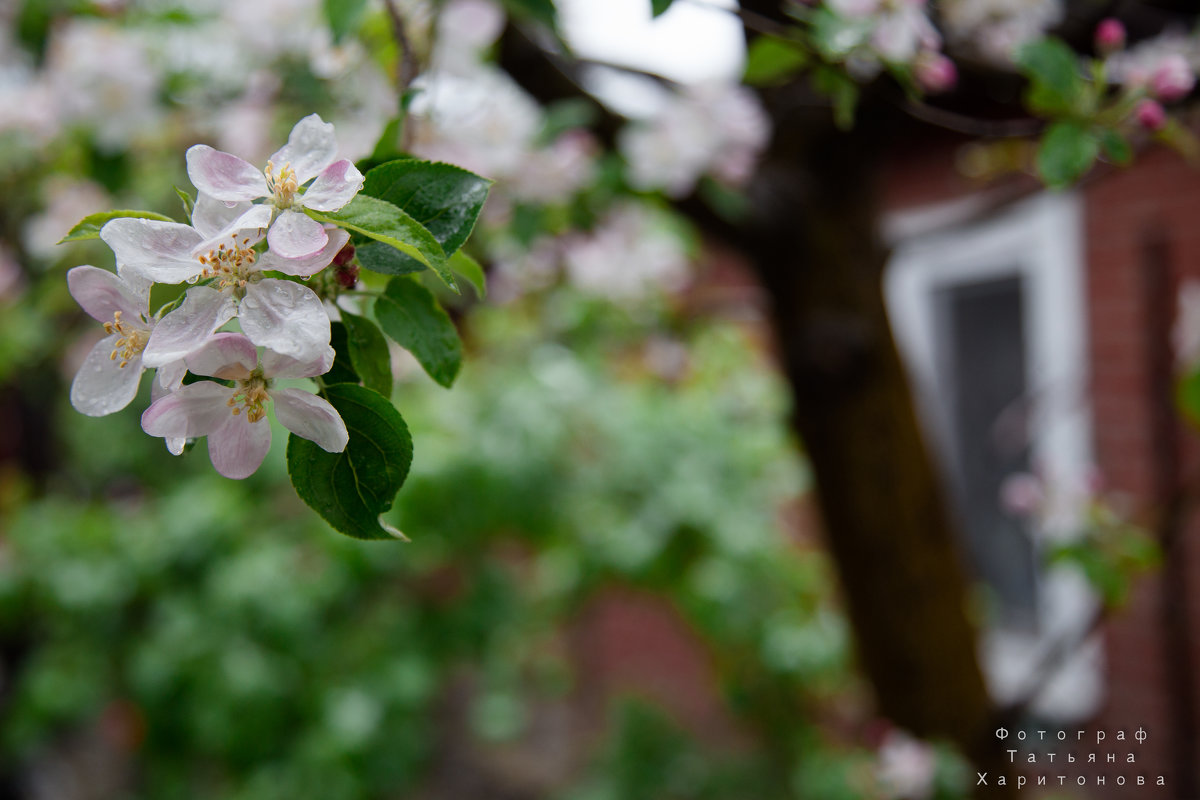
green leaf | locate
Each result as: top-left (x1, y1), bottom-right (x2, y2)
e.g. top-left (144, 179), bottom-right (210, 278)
top-left (286, 384), bottom-right (412, 541)
top-left (1177, 370), bottom-right (1200, 428)
top-left (744, 35), bottom-right (808, 86)
top-left (355, 241), bottom-right (428, 277)
top-left (323, 0), bottom-right (369, 43)
top-left (361, 159), bottom-right (492, 257)
top-left (174, 187), bottom-right (195, 222)
top-left (326, 322), bottom-right (361, 385)
top-left (650, 0), bottom-right (673, 17)
top-left (1015, 37), bottom-right (1083, 115)
top-left (812, 67), bottom-right (859, 131)
top-left (500, 0), bottom-right (557, 29)
top-left (341, 311), bottom-right (394, 396)
top-left (1035, 121), bottom-right (1099, 188)
top-left (306, 195), bottom-right (457, 292)
top-left (375, 276), bottom-right (463, 388)
top-left (450, 251), bottom-right (486, 299)
top-left (1099, 128), bottom-right (1132, 166)
top-left (58, 210), bottom-right (175, 244)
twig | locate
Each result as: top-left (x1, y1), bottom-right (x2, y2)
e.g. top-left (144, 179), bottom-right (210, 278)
top-left (382, 0), bottom-right (419, 148)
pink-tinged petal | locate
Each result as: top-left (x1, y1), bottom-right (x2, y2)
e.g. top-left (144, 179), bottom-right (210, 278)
top-left (191, 192), bottom-right (253, 239)
top-left (299, 160), bottom-right (363, 212)
top-left (70, 334), bottom-right (144, 417)
top-left (207, 414), bottom-right (272, 479)
top-left (267, 210), bottom-right (328, 259)
top-left (186, 144), bottom-right (268, 203)
top-left (142, 287), bottom-right (236, 368)
top-left (152, 359), bottom-right (188, 399)
top-left (270, 114), bottom-right (338, 184)
top-left (273, 388), bottom-right (348, 452)
top-left (101, 218), bottom-right (203, 283)
top-left (67, 265), bottom-right (147, 322)
top-left (185, 332), bottom-right (259, 380)
top-left (141, 380), bottom-right (236, 439)
top-left (240, 279), bottom-right (331, 362)
top-left (194, 204), bottom-right (273, 255)
top-left (256, 227), bottom-right (348, 276)
top-left (261, 344), bottom-right (335, 380)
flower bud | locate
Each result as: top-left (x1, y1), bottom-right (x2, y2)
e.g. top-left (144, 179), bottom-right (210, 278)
top-left (1135, 98), bottom-right (1167, 131)
top-left (1094, 18), bottom-right (1125, 55)
top-left (914, 52), bottom-right (957, 94)
top-left (1150, 54), bottom-right (1195, 102)
top-left (333, 241), bottom-right (356, 267)
top-left (335, 262), bottom-right (360, 289)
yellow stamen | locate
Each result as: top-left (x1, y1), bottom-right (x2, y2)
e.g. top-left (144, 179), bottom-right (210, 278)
top-left (104, 310), bottom-right (148, 368)
top-left (264, 159), bottom-right (299, 208)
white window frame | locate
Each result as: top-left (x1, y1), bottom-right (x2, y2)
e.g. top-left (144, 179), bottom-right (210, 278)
top-left (884, 191), bottom-right (1102, 721)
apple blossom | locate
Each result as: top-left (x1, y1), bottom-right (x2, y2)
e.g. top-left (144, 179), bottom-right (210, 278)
top-left (914, 52), bottom-right (957, 93)
top-left (1094, 18), bottom-right (1126, 55)
top-left (1135, 98), bottom-right (1167, 131)
top-left (141, 333), bottom-right (348, 480)
top-left (185, 114), bottom-right (363, 259)
top-left (67, 266), bottom-right (185, 417)
top-left (102, 194), bottom-right (347, 366)
top-left (1150, 53), bottom-right (1195, 102)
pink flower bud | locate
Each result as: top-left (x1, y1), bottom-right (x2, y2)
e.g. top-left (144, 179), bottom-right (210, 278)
top-left (332, 241), bottom-right (356, 267)
top-left (1150, 54), bottom-right (1195, 102)
top-left (1135, 98), bottom-right (1167, 131)
top-left (915, 52), bottom-right (957, 94)
top-left (1000, 473), bottom-right (1044, 518)
top-left (1094, 18), bottom-right (1125, 54)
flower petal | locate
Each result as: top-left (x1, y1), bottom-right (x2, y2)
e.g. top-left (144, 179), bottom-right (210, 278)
top-left (261, 343), bottom-right (335, 380)
top-left (270, 113), bottom-right (338, 184)
top-left (300, 160), bottom-right (364, 212)
top-left (194, 204), bottom-right (273, 254)
top-left (186, 144), bottom-right (268, 203)
top-left (100, 218), bottom-right (203, 283)
top-left (153, 359), bottom-right (188, 398)
top-left (240, 279), bottom-right (332, 362)
top-left (266, 209), bottom-right (328, 259)
top-left (70, 334), bottom-right (144, 417)
top-left (185, 332), bottom-right (259, 380)
top-left (141, 380), bottom-right (234, 439)
top-left (142, 287), bottom-right (236, 368)
top-left (67, 265), bottom-right (147, 323)
top-left (273, 388), bottom-right (348, 452)
top-left (191, 192), bottom-right (253, 239)
top-left (165, 438), bottom-right (186, 456)
top-left (256, 227), bottom-right (349, 276)
top-left (207, 414), bottom-right (272, 479)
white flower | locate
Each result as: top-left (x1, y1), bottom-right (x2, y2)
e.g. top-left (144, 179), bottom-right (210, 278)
top-left (66, 266), bottom-right (185, 417)
top-left (186, 114), bottom-right (363, 259)
top-left (141, 333), bottom-right (348, 480)
top-left (876, 730), bottom-right (936, 800)
top-left (562, 203), bottom-right (690, 300)
top-left (102, 194), bottom-right (347, 366)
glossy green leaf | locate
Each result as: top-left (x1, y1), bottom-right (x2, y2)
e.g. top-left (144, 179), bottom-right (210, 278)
top-left (323, 0), bottom-right (369, 43)
top-left (341, 311), bottom-right (393, 396)
top-left (1036, 121), bottom-right (1099, 188)
top-left (287, 384), bottom-right (412, 541)
top-left (58, 210), bottom-right (176, 244)
top-left (306, 195), bottom-right (456, 292)
top-left (362, 159), bottom-right (492, 257)
top-left (450, 250), bottom-right (486, 299)
top-left (174, 187), bottom-right (195, 222)
top-left (1099, 128), bottom-right (1133, 166)
top-left (650, 0), bottom-right (673, 17)
top-left (375, 276), bottom-right (463, 388)
top-left (326, 321), bottom-right (361, 385)
top-left (744, 35), bottom-right (808, 86)
top-left (1016, 37), bottom-right (1083, 115)
top-left (355, 241), bottom-right (427, 277)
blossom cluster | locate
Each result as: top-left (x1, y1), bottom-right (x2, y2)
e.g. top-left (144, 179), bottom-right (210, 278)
top-left (821, 0), bottom-right (959, 92)
top-left (67, 115), bottom-right (362, 479)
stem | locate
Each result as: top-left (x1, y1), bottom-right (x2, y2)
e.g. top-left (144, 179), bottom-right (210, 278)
top-left (382, 0), bottom-right (419, 149)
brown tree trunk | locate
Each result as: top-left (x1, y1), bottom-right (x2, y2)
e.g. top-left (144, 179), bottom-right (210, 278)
top-left (744, 118), bottom-right (1008, 782)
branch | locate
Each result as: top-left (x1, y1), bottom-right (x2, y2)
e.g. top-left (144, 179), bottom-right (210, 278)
top-left (383, 0), bottom-right (419, 148)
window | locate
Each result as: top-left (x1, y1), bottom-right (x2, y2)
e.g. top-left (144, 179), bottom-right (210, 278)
top-left (885, 191), bottom-right (1101, 721)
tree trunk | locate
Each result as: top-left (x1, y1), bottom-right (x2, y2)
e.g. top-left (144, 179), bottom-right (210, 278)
top-left (744, 118), bottom-right (1008, 781)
